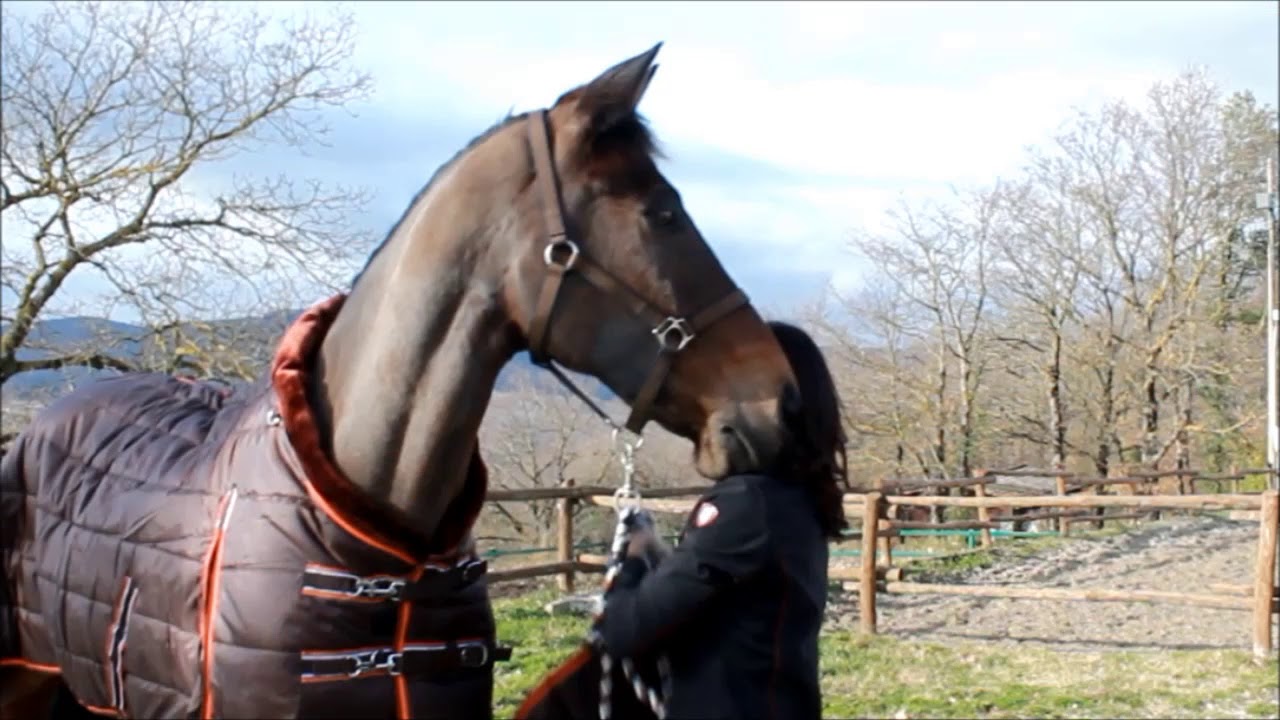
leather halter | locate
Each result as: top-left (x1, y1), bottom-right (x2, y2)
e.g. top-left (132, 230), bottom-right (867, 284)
top-left (524, 109), bottom-right (749, 435)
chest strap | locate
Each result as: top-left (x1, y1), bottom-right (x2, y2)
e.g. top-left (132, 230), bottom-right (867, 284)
top-left (300, 640), bottom-right (513, 680)
top-left (302, 559), bottom-right (487, 602)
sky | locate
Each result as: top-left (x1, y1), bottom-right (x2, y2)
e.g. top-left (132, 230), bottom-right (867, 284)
top-left (3, 0), bottom-right (1277, 323)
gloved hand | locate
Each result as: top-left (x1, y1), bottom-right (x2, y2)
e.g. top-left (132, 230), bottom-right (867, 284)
top-left (625, 526), bottom-right (672, 564)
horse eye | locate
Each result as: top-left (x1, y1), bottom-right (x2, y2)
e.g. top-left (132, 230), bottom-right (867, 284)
top-left (655, 209), bottom-right (675, 226)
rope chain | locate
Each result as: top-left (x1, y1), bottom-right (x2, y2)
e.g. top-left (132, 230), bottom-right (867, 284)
top-left (595, 431), bottom-right (670, 720)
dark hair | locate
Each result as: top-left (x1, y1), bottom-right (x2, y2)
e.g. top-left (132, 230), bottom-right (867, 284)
top-left (769, 321), bottom-right (849, 539)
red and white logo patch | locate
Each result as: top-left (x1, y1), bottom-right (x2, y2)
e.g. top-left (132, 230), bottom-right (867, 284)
top-left (694, 502), bottom-right (720, 528)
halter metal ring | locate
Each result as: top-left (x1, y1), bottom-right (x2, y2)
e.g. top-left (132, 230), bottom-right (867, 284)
top-left (543, 238), bottom-right (580, 271)
top-left (653, 317), bottom-right (695, 352)
top-left (613, 486), bottom-right (642, 512)
top-left (610, 427), bottom-right (645, 454)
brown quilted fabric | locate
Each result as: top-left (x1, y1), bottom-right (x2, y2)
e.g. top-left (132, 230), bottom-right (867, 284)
top-left (1, 296), bottom-right (499, 719)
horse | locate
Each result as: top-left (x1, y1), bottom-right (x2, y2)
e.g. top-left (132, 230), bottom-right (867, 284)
top-left (0, 43), bottom-right (798, 719)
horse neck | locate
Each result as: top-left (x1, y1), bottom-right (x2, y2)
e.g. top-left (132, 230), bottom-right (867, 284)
top-left (309, 168), bottom-right (517, 538)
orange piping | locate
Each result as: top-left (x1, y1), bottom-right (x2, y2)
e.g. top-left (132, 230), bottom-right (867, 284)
top-left (393, 566), bottom-right (425, 720)
top-left (79, 701), bottom-right (121, 717)
top-left (0, 655), bottom-right (59, 671)
top-left (299, 587), bottom-right (384, 603)
top-left (300, 480), bottom-right (418, 565)
top-left (103, 576), bottom-right (133, 715)
top-left (300, 669), bottom-right (392, 684)
top-left (514, 645), bottom-right (594, 720)
top-left (198, 488), bottom-right (238, 720)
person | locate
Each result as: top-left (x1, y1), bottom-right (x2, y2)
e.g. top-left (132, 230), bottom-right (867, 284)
top-left (593, 320), bottom-right (849, 720)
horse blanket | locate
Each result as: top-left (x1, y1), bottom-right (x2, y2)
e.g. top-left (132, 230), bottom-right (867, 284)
top-left (515, 643), bottom-right (662, 720)
top-left (0, 295), bottom-right (507, 719)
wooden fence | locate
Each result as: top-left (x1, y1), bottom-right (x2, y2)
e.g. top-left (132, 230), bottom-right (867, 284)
top-left (855, 488), bottom-right (1279, 660)
top-left (481, 469), bottom-right (1280, 659)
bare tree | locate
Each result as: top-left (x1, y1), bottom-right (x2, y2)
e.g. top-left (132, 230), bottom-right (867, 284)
top-left (479, 372), bottom-right (614, 545)
top-left (0, 392), bottom-right (50, 455)
top-left (809, 280), bottom-right (935, 481)
top-left (1186, 91), bottom-right (1277, 469)
top-left (992, 171), bottom-right (1085, 471)
top-left (0, 0), bottom-right (373, 385)
top-left (852, 188), bottom-right (996, 480)
top-left (821, 67), bottom-right (1275, 483)
top-left (1069, 70), bottom-right (1272, 471)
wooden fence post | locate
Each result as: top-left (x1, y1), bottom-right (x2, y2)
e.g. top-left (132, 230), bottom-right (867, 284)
top-left (1253, 489), bottom-right (1279, 658)
top-left (1145, 464), bottom-right (1164, 522)
top-left (1054, 467), bottom-right (1069, 536)
top-left (557, 478), bottom-right (576, 593)
top-left (860, 492), bottom-right (881, 636)
top-left (973, 470), bottom-right (993, 548)
top-left (1174, 467), bottom-right (1189, 518)
top-left (874, 478), bottom-right (892, 566)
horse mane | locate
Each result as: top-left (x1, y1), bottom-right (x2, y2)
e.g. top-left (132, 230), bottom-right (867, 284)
top-left (348, 105), bottom-right (663, 288)
top-left (348, 110), bottom-right (530, 288)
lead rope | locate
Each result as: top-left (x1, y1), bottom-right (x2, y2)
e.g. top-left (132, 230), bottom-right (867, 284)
top-left (533, 364), bottom-right (674, 718)
top-left (592, 432), bottom-right (672, 720)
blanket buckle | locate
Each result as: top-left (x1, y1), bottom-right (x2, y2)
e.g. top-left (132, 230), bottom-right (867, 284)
top-left (348, 648), bottom-right (403, 677)
top-left (354, 575), bottom-right (406, 600)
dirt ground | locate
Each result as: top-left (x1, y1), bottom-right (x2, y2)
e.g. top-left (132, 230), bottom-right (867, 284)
top-left (826, 514), bottom-right (1279, 653)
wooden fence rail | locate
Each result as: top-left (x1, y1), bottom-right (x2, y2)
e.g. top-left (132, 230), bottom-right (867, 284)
top-left (885, 493), bottom-right (1263, 510)
top-left (478, 477), bottom-right (1279, 658)
top-left (875, 467), bottom-right (1273, 492)
top-left (859, 489), bottom-right (1279, 660)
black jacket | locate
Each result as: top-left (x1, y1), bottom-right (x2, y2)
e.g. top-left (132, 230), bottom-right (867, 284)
top-left (596, 473), bottom-right (829, 720)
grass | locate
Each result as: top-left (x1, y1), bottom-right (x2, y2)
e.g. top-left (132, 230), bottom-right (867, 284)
top-left (491, 586), bottom-right (1280, 719)
top-left (491, 588), bottom-right (595, 718)
top-left (817, 633), bottom-right (1278, 719)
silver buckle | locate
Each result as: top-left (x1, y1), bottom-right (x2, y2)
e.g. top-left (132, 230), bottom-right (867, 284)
top-left (458, 642), bottom-right (490, 668)
top-left (652, 317), bottom-right (694, 352)
top-left (349, 649), bottom-right (403, 677)
top-left (354, 575), bottom-right (406, 600)
top-left (458, 558), bottom-right (486, 583)
top-left (543, 238), bottom-right (580, 270)
top-left (304, 566), bottom-right (406, 601)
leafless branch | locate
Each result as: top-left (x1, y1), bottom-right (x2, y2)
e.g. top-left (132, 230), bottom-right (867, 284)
top-left (1, 0), bottom-right (373, 384)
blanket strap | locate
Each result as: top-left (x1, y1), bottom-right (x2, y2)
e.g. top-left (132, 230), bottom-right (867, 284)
top-left (303, 558), bottom-right (488, 602)
top-left (300, 640), bottom-right (512, 680)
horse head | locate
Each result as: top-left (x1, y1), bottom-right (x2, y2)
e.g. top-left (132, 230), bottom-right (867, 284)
top-left (496, 44), bottom-right (798, 479)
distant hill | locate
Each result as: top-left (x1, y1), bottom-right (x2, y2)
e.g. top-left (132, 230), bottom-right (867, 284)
top-left (2, 315), bottom-right (153, 397)
top-left (1, 311), bottom-right (612, 402)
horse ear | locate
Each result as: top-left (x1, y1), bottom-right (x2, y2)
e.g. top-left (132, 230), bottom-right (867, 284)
top-left (568, 43), bottom-right (662, 136)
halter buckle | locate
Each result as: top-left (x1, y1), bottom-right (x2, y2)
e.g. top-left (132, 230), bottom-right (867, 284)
top-left (543, 238), bottom-right (580, 271)
top-left (653, 317), bottom-right (694, 352)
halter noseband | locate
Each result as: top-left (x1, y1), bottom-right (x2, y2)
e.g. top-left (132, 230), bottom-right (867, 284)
top-left (523, 109), bottom-right (749, 436)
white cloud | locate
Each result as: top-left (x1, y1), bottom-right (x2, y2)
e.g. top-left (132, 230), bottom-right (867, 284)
top-left (0, 163), bottom-right (357, 325)
top-left (649, 62), bottom-right (1168, 186)
top-left (316, 1), bottom-right (1271, 293)
top-left (6, 0), bottom-right (1274, 319)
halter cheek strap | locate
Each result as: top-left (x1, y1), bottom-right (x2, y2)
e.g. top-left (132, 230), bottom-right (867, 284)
top-left (523, 109), bottom-right (748, 435)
